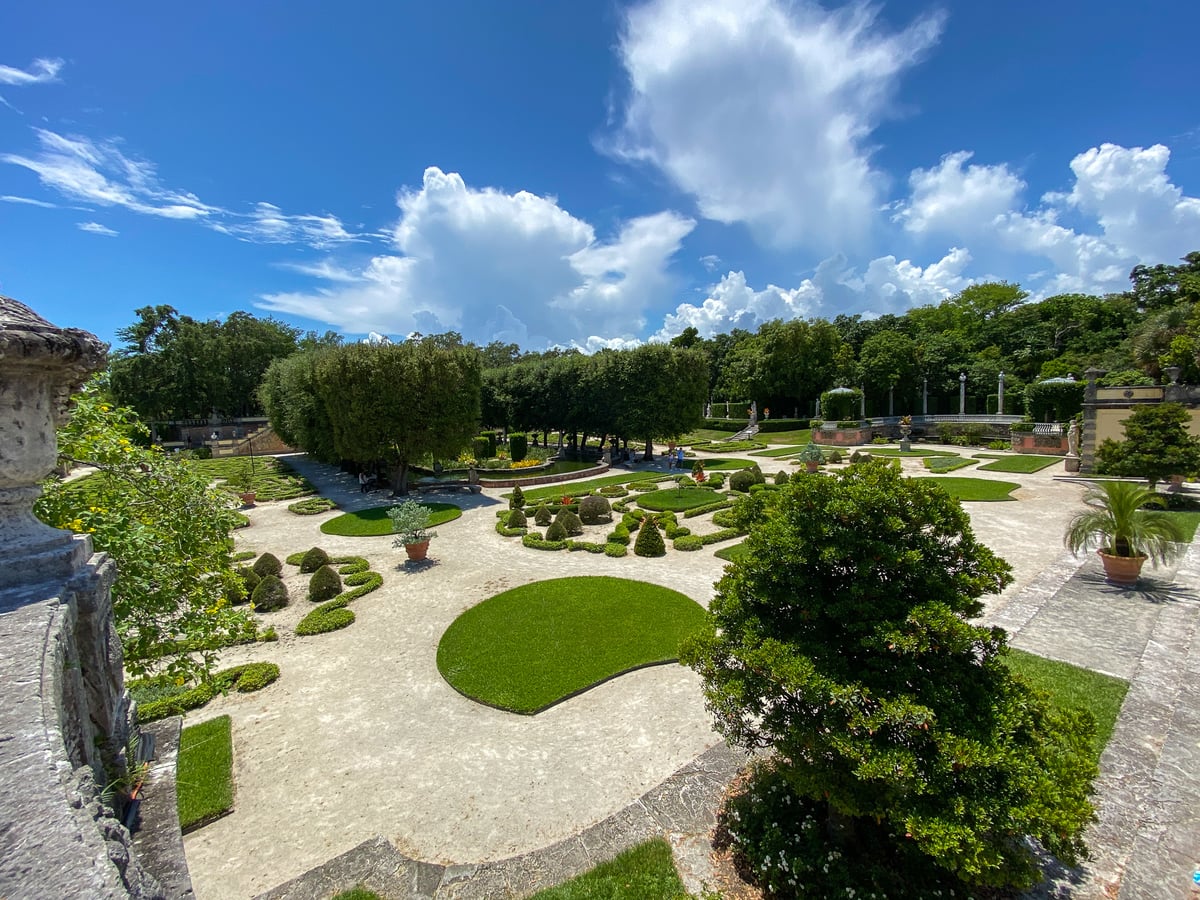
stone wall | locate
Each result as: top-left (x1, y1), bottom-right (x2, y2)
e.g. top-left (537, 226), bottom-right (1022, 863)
top-left (0, 297), bottom-right (167, 899)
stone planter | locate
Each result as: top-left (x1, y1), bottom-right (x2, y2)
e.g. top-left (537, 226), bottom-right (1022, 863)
top-left (1098, 550), bottom-right (1146, 586)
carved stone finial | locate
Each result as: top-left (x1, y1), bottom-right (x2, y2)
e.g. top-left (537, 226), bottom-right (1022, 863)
top-left (0, 297), bottom-right (108, 589)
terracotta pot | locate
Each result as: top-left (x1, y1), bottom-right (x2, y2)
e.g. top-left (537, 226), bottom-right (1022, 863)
top-left (1098, 550), bottom-right (1146, 586)
top-left (404, 540), bottom-right (430, 561)
top-left (240, 491), bottom-right (256, 506)
top-left (805, 461), bottom-right (820, 473)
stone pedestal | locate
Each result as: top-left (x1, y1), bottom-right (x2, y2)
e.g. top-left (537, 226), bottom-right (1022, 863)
top-left (1064, 456), bottom-right (1081, 473)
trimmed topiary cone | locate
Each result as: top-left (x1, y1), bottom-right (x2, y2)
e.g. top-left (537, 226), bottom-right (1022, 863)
top-left (251, 573), bottom-right (289, 612)
top-left (308, 564), bottom-right (343, 602)
top-left (558, 509), bottom-right (584, 536)
top-left (506, 508), bottom-right (528, 528)
top-left (252, 551), bottom-right (283, 578)
top-left (634, 516), bottom-right (666, 557)
top-left (534, 504), bottom-right (552, 526)
top-left (299, 546), bottom-right (332, 574)
top-left (510, 485), bottom-right (526, 510)
top-left (545, 520), bottom-right (568, 542)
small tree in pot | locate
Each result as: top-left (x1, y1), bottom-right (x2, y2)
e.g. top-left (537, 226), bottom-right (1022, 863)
top-left (388, 500), bottom-right (438, 561)
top-left (1064, 480), bottom-right (1187, 585)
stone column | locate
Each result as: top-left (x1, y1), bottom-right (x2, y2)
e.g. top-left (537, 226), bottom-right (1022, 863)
top-left (997, 372), bottom-right (1005, 415)
top-left (1080, 367), bottom-right (1106, 474)
top-left (922, 377), bottom-right (928, 417)
top-left (959, 373), bottom-right (967, 415)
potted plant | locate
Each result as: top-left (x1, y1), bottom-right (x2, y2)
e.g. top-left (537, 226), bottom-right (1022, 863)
top-left (231, 465), bottom-right (256, 506)
top-left (798, 442), bottom-right (824, 473)
top-left (388, 500), bottom-right (438, 561)
top-left (1064, 480), bottom-right (1187, 585)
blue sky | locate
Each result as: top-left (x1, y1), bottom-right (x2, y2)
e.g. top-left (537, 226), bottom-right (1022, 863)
top-left (2, 0), bottom-right (1199, 352)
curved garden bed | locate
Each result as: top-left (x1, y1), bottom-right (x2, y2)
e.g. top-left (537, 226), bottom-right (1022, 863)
top-left (320, 502), bottom-right (462, 537)
top-left (636, 486), bottom-right (728, 512)
top-left (436, 576), bottom-right (706, 714)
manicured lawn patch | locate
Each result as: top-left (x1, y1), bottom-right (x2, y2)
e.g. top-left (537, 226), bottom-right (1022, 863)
top-left (977, 455), bottom-right (1062, 474)
top-left (527, 838), bottom-right (686, 900)
top-left (750, 445), bottom-right (806, 458)
top-left (691, 440), bottom-right (766, 453)
top-left (437, 576), bottom-right (706, 714)
top-left (476, 460), bottom-right (594, 480)
top-left (714, 541), bottom-right (750, 563)
top-left (862, 447), bottom-right (959, 457)
top-left (691, 457), bottom-right (754, 470)
top-left (762, 428), bottom-right (812, 445)
top-left (1003, 649), bottom-right (1128, 761)
top-left (177, 715), bottom-right (233, 831)
top-left (331, 890), bottom-right (383, 900)
top-left (320, 502), bottom-right (462, 536)
top-left (680, 428), bottom-right (737, 443)
top-left (922, 456), bottom-right (977, 473)
top-left (1166, 510), bottom-right (1200, 542)
top-left (514, 473), bottom-right (662, 503)
top-left (636, 487), bottom-right (726, 512)
top-left (915, 476), bottom-right (1020, 501)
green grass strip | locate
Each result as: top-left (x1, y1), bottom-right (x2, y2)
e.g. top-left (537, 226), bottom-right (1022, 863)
top-left (760, 428), bottom-right (813, 445)
top-left (320, 502), bottom-right (462, 536)
top-left (922, 457), bottom-right (977, 474)
top-left (513, 473), bottom-right (661, 503)
top-left (976, 455), bottom-right (1062, 473)
top-left (1166, 510), bottom-right (1200, 542)
top-left (177, 715), bottom-right (234, 831)
top-left (693, 457), bottom-right (755, 470)
top-left (714, 540), bottom-right (750, 563)
top-left (750, 444), bottom-right (807, 458)
top-left (1003, 649), bottom-right (1128, 762)
top-left (527, 837), bottom-right (686, 900)
top-left (437, 576), bottom-right (706, 714)
top-left (914, 476), bottom-right (1020, 501)
top-left (860, 447), bottom-right (960, 457)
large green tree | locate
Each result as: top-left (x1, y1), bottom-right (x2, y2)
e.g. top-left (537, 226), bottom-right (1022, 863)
top-left (682, 463), bottom-right (1095, 892)
top-left (36, 380), bottom-right (253, 680)
top-left (313, 338), bottom-right (483, 493)
top-left (109, 306), bottom-right (301, 421)
top-left (1095, 402), bottom-right (1200, 487)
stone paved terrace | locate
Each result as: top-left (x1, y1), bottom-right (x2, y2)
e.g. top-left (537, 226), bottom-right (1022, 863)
top-left (177, 451), bottom-right (1200, 899)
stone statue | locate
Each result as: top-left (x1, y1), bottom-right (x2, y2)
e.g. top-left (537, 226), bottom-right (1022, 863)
top-left (1067, 420), bottom-right (1080, 457)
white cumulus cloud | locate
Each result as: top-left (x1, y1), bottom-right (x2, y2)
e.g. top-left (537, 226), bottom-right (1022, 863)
top-left (652, 248), bottom-right (970, 340)
top-left (895, 151), bottom-right (1025, 236)
top-left (258, 166), bottom-right (695, 346)
top-left (613, 0), bottom-right (944, 250)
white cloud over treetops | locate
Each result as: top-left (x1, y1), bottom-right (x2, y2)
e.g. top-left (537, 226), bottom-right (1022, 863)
top-left (613, 0), bottom-right (944, 251)
top-left (258, 166), bottom-right (695, 347)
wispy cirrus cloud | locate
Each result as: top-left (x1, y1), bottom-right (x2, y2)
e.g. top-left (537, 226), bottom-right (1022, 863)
top-left (0, 57), bottom-right (64, 86)
top-left (1, 127), bottom-right (363, 249)
top-left (77, 221), bottom-right (117, 237)
top-left (2, 194), bottom-right (58, 208)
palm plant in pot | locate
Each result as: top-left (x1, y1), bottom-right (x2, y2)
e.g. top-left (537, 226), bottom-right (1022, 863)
top-left (1064, 480), bottom-right (1187, 585)
top-left (388, 500), bottom-right (437, 561)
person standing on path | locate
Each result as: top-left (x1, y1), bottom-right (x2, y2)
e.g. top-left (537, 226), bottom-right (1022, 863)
top-left (676, 446), bottom-right (685, 470)
top-left (358, 471), bottom-right (368, 493)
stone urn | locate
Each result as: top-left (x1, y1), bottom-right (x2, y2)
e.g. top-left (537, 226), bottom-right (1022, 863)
top-left (0, 297), bottom-right (107, 588)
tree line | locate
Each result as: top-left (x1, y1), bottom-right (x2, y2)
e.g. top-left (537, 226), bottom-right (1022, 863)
top-left (109, 251), bottom-right (1200, 426)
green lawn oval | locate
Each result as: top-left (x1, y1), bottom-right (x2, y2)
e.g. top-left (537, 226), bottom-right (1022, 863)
top-left (636, 487), bottom-right (726, 512)
top-left (437, 576), bottom-right (706, 714)
top-left (917, 476), bottom-right (1021, 501)
top-left (320, 502), bottom-right (462, 536)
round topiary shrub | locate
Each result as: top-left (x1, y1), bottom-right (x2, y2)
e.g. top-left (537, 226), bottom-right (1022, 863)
top-left (634, 516), bottom-right (666, 557)
top-left (578, 494), bottom-right (612, 525)
top-left (534, 504), bottom-right (553, 526)
top-left (252, 552), bottom-right (283, 578)
top-left (510, 485), bottom-right (526, 510)
top-left (308, 564), bottom-right (343, 603)
top-left (729, 470), bottom-right (757, 493)
top-left (599, 485), bottom-right (628, 498)
top-left (558, 509), bottom-right (584, 536)
top-left (506, 508), bottom-right (527, 528)
top-left (827, 448), bottom-right (844, 464)
top-left (545, 520), bottom-right (568, 542)
top-left (299, 546), bottom-right (331, 574)
top-left (774, 469), bottom-right (790, 485)
top-left (251, 574), bottom-right (289, 612)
